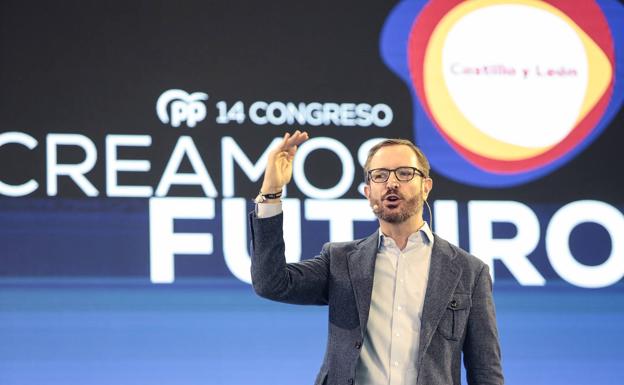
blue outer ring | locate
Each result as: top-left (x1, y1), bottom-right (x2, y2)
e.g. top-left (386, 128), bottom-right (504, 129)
top-left (379, 0), bottom-right (624, 188)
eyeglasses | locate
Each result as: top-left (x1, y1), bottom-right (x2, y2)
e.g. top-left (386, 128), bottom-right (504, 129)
top-left (367, 167), bottom-right (426, 183)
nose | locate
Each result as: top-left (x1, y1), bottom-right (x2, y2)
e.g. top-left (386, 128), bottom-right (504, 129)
top-left (386, 172), bottom-right (400, 189)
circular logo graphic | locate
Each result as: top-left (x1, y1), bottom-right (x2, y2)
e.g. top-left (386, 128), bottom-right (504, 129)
top-left (381, 0), bottom-right (623, 187)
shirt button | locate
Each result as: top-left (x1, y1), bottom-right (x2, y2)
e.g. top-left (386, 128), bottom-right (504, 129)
top-left (397, 305), bottom-right (402, 311)
top-left (355, 341), bottom-right (362, 349)
top-left (394, 361), bottom-right (399, 367)
top-left (395, 332), bottom-right (400, 337)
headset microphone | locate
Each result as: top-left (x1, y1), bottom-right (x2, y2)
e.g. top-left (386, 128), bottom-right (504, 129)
top-left (424, 199), bottom-right (434, 232)
top-left (372, 204), bottom-right (379, 212)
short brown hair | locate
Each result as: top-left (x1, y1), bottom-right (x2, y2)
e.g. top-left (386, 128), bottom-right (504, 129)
top-left (364, 139), bottom-right (431, 182)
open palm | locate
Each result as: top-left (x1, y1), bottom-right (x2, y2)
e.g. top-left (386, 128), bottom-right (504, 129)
top-left (262, 130), bottom-right (309, 193)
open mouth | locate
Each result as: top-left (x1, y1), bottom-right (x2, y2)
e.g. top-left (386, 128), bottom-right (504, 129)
top-left (383, 194), bottom-right (401, 208)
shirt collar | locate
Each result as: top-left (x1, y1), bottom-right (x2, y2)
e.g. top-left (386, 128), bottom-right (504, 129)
top-left (377, 221), bottom-right (434, 249)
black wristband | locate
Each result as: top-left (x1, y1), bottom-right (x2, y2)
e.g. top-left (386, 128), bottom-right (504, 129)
top-left (262, 191), bottom-right (282, 199)
top-left (254, 190), bottom-right (283, 203)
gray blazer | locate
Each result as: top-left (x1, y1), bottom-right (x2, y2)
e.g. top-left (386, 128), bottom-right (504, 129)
top-left (250, 213), bottom-right (503, 385)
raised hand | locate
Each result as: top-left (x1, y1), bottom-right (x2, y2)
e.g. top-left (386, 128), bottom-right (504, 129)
top-left (261, 130), bottom-right (309, 194)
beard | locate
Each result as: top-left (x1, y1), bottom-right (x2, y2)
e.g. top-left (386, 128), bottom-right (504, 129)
top-left (371, 192), bottom-right (423, 223)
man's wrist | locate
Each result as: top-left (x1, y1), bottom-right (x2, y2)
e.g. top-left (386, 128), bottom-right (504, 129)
top-left (260, 184), bottom-right (283, 194)
top-left (254, 189), bottom-right (283, 204)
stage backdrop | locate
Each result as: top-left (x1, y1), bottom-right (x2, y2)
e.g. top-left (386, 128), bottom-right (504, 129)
top-left (1, 0), bottom-right (623, 384)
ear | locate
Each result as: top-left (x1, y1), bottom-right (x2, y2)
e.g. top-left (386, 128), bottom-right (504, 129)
top-left (364, 183), bottom-right (371, 200)
top-left (422, 178), bottom-right (433, 200)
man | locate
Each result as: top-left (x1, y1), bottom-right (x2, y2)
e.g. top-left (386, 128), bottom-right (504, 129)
top-left (249, 130), bottom-right (504, 385)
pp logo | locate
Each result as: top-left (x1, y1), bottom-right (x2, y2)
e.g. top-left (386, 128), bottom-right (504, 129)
top-left (156, 89), bottom-right (209, 128)
top-left (381, 0), bottom-right (623, 187)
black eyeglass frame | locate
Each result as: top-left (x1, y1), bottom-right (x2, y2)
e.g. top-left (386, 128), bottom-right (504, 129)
top-left (366, 167), bottom-right (427, 183)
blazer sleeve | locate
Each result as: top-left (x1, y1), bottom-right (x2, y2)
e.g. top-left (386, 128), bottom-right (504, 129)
top-left (463, 264), bottom-right (505, 385)
top-left (249, 212), bottom-right (329, 305)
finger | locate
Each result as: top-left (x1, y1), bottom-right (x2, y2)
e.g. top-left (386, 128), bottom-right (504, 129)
top-left (271, 133), bottom-right (290, 156)
top-left (286, 130), bottom-right (308, 148)
top-left (283, 135), bottom-right (298, 151)
top-left (283, 132), bottom-right (306, 158)
top-left (296, 131), bottom-right (309, 144)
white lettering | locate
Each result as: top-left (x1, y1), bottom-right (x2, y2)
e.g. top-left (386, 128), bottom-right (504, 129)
top-left (155, 136), bottom-right (217, 197)
top-left (46, 133), bottom-right (98, 196)
top-left (156, 89), bottom-right (208, 128)
top-left (266, 102), bottom-right (287, 125)
top-left (434, 200), bottom-right (459, 246)
top-left (371, 103), bottom-right (393, 127)
top-left (340, 103), bottom-right (356, 126)
top-left (106, 135), bottom-right (153, 197)
top-left (149, 197), bottom-right (214, 283)
top-left (221, 136), bottom-right (282, 197)
top-left (307, 103), bottom-right (323, 126)
top-left (249, 101), bottom-right (268, 125)
top-left (246, 101), bottom-right (393, 127)
top-left (293, 137), bottom-right (354, 199)
top-left (355, 103), bottom-right (372, 126)
top-left (0, 132), bottom-right (39, 196)
top-left (546, 200), bottom-right (624, 288)
top-left (222, 198), bottom-right (302, 283)
top-left (468, 200), bottom-right (545, 285)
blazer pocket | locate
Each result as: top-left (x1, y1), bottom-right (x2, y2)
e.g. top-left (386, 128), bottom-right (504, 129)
top-left (437, 293), bottom-right (472, 341)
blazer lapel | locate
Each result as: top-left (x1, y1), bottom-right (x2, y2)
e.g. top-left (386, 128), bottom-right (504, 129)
top-left (417, 235), bottom-right (461, 369)
top-left (347, 231), bottom-right (379, 337)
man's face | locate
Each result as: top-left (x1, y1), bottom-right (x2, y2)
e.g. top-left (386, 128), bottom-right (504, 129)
top-left (364, 145), bottom-right (432, 224)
